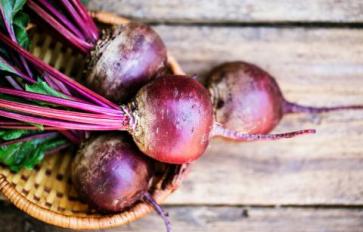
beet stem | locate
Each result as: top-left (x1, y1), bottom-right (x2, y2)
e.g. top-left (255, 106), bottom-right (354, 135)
top-left (60, 0), bottom-right (95, 43)
top-left (36, 0), bottom-right (86, 40)
top-left (0, 109), bottom-right (122, 131)
top-left (0, 87), bottom-right (121, 116)
top-left (59, 131), bottom-right (80, 144)
top-left (0, 99), bottom-right (123, 125)
top-left (28, 0), bottom-right (93, 53)
top-left (212, 123), bottom-right (316, 141)
top-left (0, 56), bottom-right (36, 83)
top-left (143, 192), bottom-right (172, 232)
top-left (42, 73), bottom-right (72, 96)
top-left (283, 100), bottom-right (363, 114)
top-left (0, 125), bottom-right (60, 130)
top-left (0, 31), bottom-right (118, 109)
top-left (70, 0), bottom-right (99, 42)
top-left (4, 76), bottom-right (23, 90)
top-left (0, 132), bottom-right (58, 146)
top-left (45, 142), bottom-right (70, 156)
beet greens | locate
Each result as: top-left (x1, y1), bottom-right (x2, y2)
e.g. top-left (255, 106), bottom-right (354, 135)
top-left (0, 0), bottom-right (83, 170)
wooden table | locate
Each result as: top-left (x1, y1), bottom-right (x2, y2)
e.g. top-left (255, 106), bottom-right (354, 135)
top-left (2, 1), bottom-right (363, 231)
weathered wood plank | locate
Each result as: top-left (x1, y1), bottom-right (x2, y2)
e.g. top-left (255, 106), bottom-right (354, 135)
top-left (149, 25), bottom-right (363, 205)
top-left (87, 0), bottom-right (363, 23)
top-left (2, 27), bottom-right (363, 205)
top-left (2, 203), bottom-right (363, 232)
top-left (154, 25), bottom-right (363, 104)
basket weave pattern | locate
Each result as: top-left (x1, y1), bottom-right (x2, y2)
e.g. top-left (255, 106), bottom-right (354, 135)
top-left (0, 13), bottom-right (186, 230)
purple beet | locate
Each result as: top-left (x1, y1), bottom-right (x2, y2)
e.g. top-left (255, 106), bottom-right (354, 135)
top-left (27, 2), bottom-right (168, 103)
top-left (206, 61), bottom-right (363, 134)
top-left (129, 75), bottom-right (313, 163)
top-left (85, 22), bottom-right (167, 103)
top-left (72, 133), bottom-right (172, 232)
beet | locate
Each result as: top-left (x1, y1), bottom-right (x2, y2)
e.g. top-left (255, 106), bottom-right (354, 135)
top-left (85, 22), bottom-right (167, 103)
top-left (130, 75), bottom-right (214, 164)
top-left (0, 74), bottom-right (315, 165)
top-left (72, 133), bottom-right (171, 231)
top-left (129, 75), bottom-right (313, 164)
top-left (207, 61), bottom-right (363, 134)
top-left (0, 2), bottom-right (316, 166)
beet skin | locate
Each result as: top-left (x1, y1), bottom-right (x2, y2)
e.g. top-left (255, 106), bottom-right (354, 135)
top-left (131, 75), bottom-right (214, 164)
top-left (207, 61), bottom-right (284, 134)
top-left (85, 22), bottom-right (167, 103)
top-left (72, 133), bottom-right (152, 212)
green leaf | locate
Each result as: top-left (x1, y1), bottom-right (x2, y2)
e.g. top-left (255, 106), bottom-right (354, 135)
top-left (0, 129), bottom-right (30, 140)
top-left (81, 0), bottom-right (90, 5)
top-left (0, 136), bottom-right (68, 172)
top-left (12, 0), bottom-right (27, 16)
top-left (0, 0), bottom-right (14, 28)
top-left (0, 0), bottom-right (29, 48)
top-left (0, 55), bottom-right (18, 75)
top-left (13, 12), bottom-right (29, 49)
top-left (25, 81), bottom-right (69, 99)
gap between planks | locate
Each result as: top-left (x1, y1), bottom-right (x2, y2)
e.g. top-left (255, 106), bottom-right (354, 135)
top-left (2, 202), bottom-right (363, 232)
top-left (87, 0), bottom-right (363, 24)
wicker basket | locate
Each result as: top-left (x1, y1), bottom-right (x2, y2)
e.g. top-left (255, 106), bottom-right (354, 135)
top-left (0, 12), bottom-right (188, 230)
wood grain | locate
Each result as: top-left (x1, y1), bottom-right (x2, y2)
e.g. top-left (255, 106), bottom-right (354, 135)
top-left (148, 25), bottom-right (363, 205)
top-left (87, 0), bottom-right (363, 23)
top-left (2, 203), bottom-right (363, 232)
top-left (154, 25), bottom-right (363, 104)
top-left (2, 26), bottom-right (363, 206)
top-left (2, 25), bottom-right (363, 207)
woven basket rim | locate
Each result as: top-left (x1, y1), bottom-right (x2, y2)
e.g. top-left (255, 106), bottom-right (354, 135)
top-left (0, 174), bottom-right (173, 230)
top-left (0, 11), bottom-right (185, 230)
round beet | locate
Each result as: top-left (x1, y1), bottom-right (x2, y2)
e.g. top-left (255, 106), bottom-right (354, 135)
top-left (72, 133), bottom-right (152, 212)
top-left (207, 62), bottom-right (284, 134)
top-left (72, 133), bottom-right (172, 231)
top-left (130, 75), bottom-right (214, 164)
top-left (207, 61), bottom-right (363, 134)
top-left (85, 22), bottom-right (167, 103)
top-left (128, 75), bottom-right (313, 164)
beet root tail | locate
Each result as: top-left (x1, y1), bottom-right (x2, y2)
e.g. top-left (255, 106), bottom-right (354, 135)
top-left (283, 100), bottom-right (363, 114)
top-left (143, 192), bottom-right (172, 232)
top-left (212, 123), bottom-right (316, 142)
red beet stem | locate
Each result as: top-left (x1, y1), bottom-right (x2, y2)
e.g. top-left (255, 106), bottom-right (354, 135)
top-left (45, 142), bottom-right (70, 155)
top-left (70, 0), bottom-right (99, 42)
top-left (4, 76), bottom-right (22, 90)
top-left (59, 130), bottom-right (81, 144)
top-left (28, 0), bottom-right (93, 53)
top-left (0, 109), bottom-right (124, 131)
top-left (0, 87), bottom-right (121, 116)
top-left (283, 100), bottom-right (363, 114)
top-left (36, 0), bottom-right (86, 40)
top-left (143, 192), bottom-right (172, 232)
top-left (0, 132), bottom-right (58, 146)
top-left (0, 31), bottom-right (118, 109)
top-left (60, 0), bottom-right (96, 44)
top-left (42, 73), bottom-right (72, 96)
top-left (0, 125), bottom-right (60, 130)
top-left (0, 99), bottom-right (123, 125)
top-left (212, 123), bottom-right (316, 141)
top-left (0, 56), bottom-right (35, 83)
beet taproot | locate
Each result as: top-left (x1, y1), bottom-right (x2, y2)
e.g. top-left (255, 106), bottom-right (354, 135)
top-left (72, 133), bottom-right (171, 232)
top-left (207, 61), bottom-right (363, 134)
top-left (84, 22), bottom-right (167, 103)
